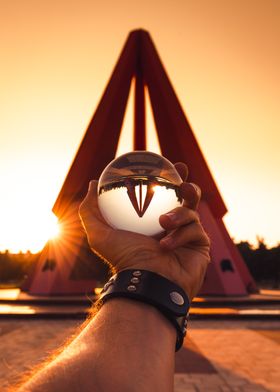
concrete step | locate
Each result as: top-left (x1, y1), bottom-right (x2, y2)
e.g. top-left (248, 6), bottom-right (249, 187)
top-left (0, 302), bottom-right (279, 319)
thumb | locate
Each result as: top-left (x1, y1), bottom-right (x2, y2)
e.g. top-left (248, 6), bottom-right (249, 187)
top-left (79, 180), bottom-right (112, 246)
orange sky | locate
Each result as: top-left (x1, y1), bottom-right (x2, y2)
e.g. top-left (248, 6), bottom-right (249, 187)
top-left (0, 0), bottom-right (279, 252)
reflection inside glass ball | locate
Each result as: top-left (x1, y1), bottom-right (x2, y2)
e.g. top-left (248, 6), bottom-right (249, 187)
top-left (97, 151), bottom-right (183, 236)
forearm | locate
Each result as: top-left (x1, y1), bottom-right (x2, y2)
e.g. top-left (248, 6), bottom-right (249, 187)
top-left (19, 299), bottom-right (176, 392)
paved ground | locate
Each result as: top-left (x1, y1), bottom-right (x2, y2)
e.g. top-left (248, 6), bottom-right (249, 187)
top-left (1, 319), bottom-right (279, 391)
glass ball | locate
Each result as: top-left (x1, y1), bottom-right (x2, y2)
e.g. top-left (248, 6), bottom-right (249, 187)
top-left (97, 151), bottom-right (183, 236)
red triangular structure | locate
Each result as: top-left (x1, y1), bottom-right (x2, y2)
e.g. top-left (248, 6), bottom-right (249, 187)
top-left (23, 29), bottom-right (257, 296)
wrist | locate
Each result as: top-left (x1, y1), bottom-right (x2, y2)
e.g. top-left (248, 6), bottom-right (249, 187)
top-left (99, 297), bottom-right (177, 342)
top-left (98, 269), bottom-right (190, 351)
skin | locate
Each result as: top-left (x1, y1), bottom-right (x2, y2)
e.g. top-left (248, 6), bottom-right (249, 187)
top-left (17, 163), bottom-right (210, 392)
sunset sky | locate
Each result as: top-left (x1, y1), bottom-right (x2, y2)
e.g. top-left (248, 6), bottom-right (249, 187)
top-left (0, 0), bottom-right (279, 252)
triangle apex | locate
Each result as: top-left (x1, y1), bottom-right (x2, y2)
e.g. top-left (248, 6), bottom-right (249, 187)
top-left (129, 28), bottom-right (150, 36)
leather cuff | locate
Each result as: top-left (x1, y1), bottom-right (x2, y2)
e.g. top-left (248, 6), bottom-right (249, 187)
top-left (98, 269), bottom-right (190, 351)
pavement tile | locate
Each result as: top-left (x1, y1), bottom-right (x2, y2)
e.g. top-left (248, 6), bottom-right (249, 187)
top-left (175, 388), bottom-right (197, 392)
top-left (241, 386), bottom-right (269, 392)
top-left (219, 387), bottom-right (233, 392)
top-left (221, 376), bottom-right (249, 387)
top-left (175, 338), bottom-right (216, 374)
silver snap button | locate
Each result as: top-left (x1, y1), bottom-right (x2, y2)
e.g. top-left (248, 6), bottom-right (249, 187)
top-left (170, 291), bottom-right (184, 306)
top-left (132, 271), bottom-right (142, 277)
top-left (127, 285), bottom-right (137, 292)
top-left (131, 277), bottom-right (140, 284)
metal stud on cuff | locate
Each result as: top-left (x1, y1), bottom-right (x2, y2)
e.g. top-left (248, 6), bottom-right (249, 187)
top-left (132, 271), bottom-right (142, 277)
top-left (170, 291), bottom-right (185, 306)
top-left (127, 270), bottom-right (142, 291)
top-left (127, 285), bottom-right (137, 292)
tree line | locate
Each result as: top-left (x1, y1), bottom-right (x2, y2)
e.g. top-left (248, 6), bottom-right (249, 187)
top-left (237, 238), bottom-right (280, 289)
top-left (0, 251), bottom-right (39, 287)
top-left (0, 239), bottom-right (279, 289)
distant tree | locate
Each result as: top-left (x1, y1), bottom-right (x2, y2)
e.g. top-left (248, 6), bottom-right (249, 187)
top-left (236, 238), bottom-right (280, 288)
top-left (0, 251), bottom-right (40, 285)
top-left (268, 244), bottom-right (280, 288)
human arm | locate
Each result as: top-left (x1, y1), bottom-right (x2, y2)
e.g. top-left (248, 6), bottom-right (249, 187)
top-left (17, 163), bottom-right (210, 392)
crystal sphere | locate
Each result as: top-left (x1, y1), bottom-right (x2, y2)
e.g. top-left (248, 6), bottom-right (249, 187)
top-left (97, 151), bottom-right (183, 236)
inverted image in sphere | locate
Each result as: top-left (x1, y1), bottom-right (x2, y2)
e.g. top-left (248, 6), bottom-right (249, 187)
top-left (97, 151), bottom-right (183, 236)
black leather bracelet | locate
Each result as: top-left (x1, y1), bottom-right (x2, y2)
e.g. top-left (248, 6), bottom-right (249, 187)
top-left (98, 269), bottom-right (190, 351)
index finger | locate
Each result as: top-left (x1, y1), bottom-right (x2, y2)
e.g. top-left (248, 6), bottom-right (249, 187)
top-left (79, 180), bottom-right (111, 235)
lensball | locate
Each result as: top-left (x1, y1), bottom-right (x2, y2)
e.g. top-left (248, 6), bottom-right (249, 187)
top-left (97, 151), bottom-right (183, 236)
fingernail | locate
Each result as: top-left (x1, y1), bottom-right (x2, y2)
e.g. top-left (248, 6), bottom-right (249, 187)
top-left (189, 183), bottom-right (200, 195)
top-left (88, 180), bottom-right (95, 191)
top-left (164, 212), bottom-right (177, 222)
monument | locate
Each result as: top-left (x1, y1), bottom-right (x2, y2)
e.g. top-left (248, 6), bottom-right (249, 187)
top-left (22, 29), bottom-right (257, 295)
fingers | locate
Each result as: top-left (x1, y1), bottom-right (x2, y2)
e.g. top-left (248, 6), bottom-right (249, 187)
top-left (180, 182), bottom-right (201, 210)
top-left (80, 180), bottom-right (99, 212)
top-left (159, 207), bottom-right (199, 231)
top-left (79, 180), bottom-right (107, 224)
top-left (174, 161), bottom-right (201, 210)
top-left (79, 181), bottom-right (112, 246)
top-left (79, 181), bottom-right (98, 225)
top-left (174, 162), bottom-right (201, 210)
top-left (159, 181), bottom-right (208, 251)
top-left (159, 180), bottom-right (201, 231)
top-left (160, 220), bottom-right (210, 250)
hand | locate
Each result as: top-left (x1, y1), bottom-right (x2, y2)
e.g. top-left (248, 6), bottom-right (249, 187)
top-left (79, 163), bottom-right (210, 299)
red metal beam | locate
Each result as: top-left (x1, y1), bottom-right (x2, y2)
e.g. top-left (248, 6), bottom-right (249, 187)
top-left (133, 33), bottom-right (146, 150)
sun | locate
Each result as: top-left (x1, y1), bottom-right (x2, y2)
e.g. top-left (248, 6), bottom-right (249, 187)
top-left (23, 213), bottom-right (61, 253)
top-left (0, 171), bottom-right (63, 253)
top-left (0, 210), bottom-right (61, 254)
top-left (44, 213), bottom-right (61, 240)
